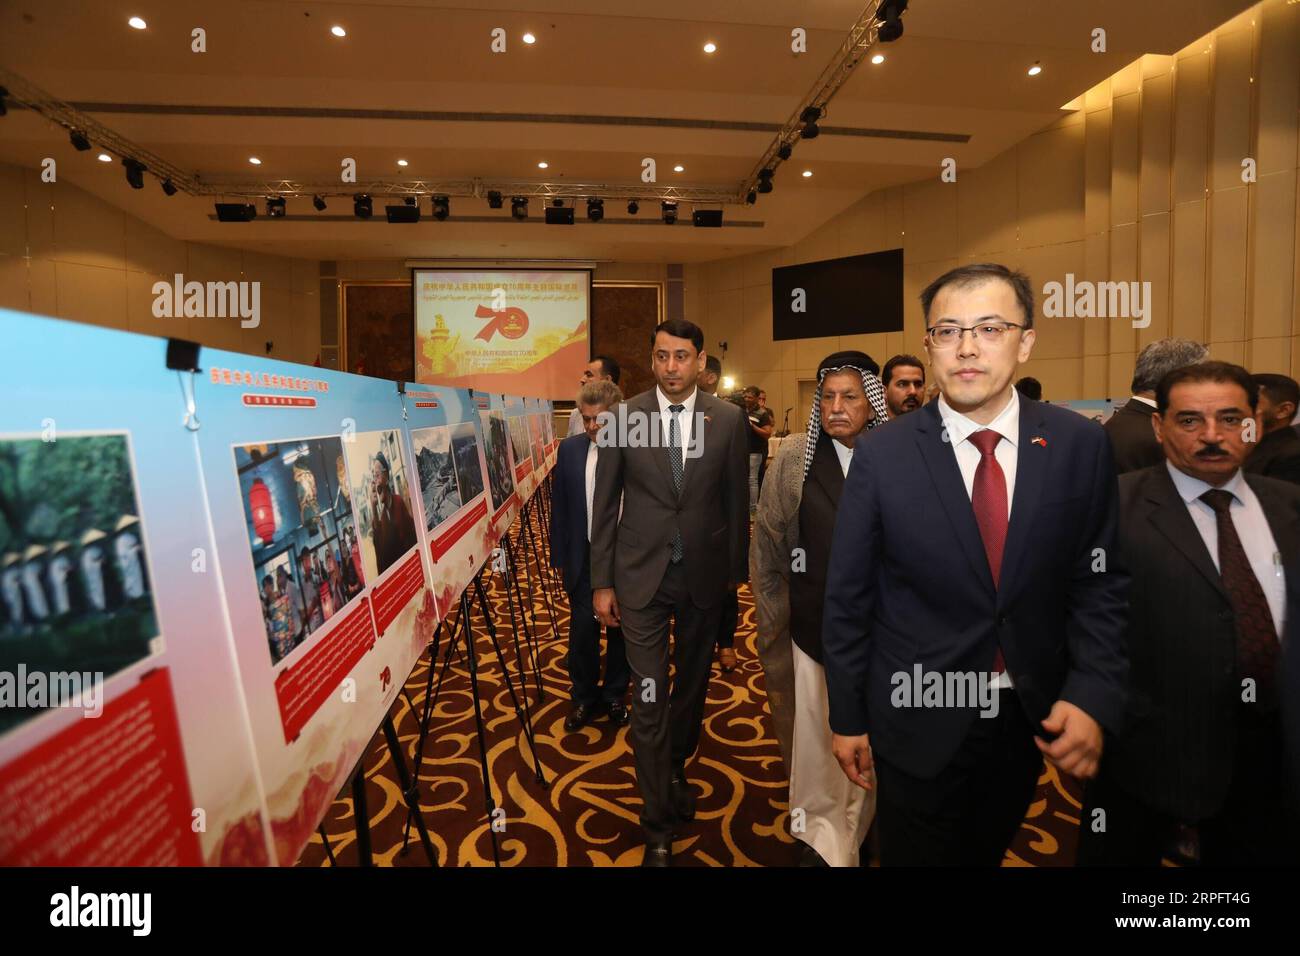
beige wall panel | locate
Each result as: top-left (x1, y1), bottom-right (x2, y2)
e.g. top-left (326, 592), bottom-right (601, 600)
top-left (742, 248), bottom-right (783, 290)
top-left (837, 333), bottom-right (891, 364)
top-left (1019, 240), bottom-right (1085, 361)
top-left (905, 256), bottom-right (956, 342)
top-left (1018, 123), bottom-right (1086, 248)
top-left (1139, 212), bottom-right (1173, 347)
top-left (1172, 51), bottom-right (1213, 206)
top-left (123, 216), bottom-right (187, 279)
top-left (1206, 340), bottom-right (1245, 364)
top-left (794, 224), bottom-right (838, 266)
top-left (0, 165), bottom-right (26, 257)
top-left (21, 170), bottom-right (57, 261)
top-left (0, 254), bottom-right (29, 311)
top-left (1210, 28), bottom-right (1256, 192)
top-left (1141, 54), bottom-right (1175, 81)
top-left (240, 251), bottom-right (294, 292)
top-left (27, 257), bottom-right (57, 317)
top-left (125, 271), bottom-right (192, 341)
top-left (1140, 72), bottom-right (1174, 217)
top-left (1171, 199), bottom-right (1209, 340)
top-left (291, 257), bottom-right (320, 296)
top-left (883, 187), bottom-right (905, 246)
top-left (1018, 356), bottom-right (1081, 399)
top-left (1112, 61), bottom-right (1143, 98)
top-left (740, 285), bottom-right (782, 373)
top-left (1257, 0), bottom-right (1300, 176)
top-left (1110, 222), bottom-right (1140, 355)
top-left (1245, 335), bottom-right (1293, 374)
top-left (50, 186), bottom-right (125, 271)
top-left (1082, 353), bottom-right (1108, 396)
top-left (1085, 107), bottom-right (1113, 237)
top-left (253, 288), bottom-right (294, 359)
top-left (1082, 232), bottom-right (1111, 356)
top-left (712, 255), bottom-right (743, 292)
top-left (840, 191), bottom-right (888, 256)
top-left (958, 148), bottom-right (1018, 257)
top-left (294, 291), bottom-right (322, 366)
top-left (186, 242), bottom-right (243, 284)
top-left (1111, 92), bottom-right (1142, 227)
top-left (1250, 170), bottom-right (1297, 339)
top-left (795, 335), bottom-right (840, 372)
top-left (53, 261), bottom-right (125, 329)
top-left (1208, 186), bottom-right (1249, 343)
top-left (1108, 351), bottom-right (1137, 397)
top-left (1085, 77), bottom-right (1112, 113)
top-left (902, 178), bottom-right (958, 264)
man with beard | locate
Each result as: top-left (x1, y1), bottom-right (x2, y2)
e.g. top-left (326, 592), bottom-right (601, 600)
top-left (881, 354), bottom-right (926, 417)
top-left (752, 349), bottom-right (890, 866)
top-left (369, 452), bottom-right (418, 573)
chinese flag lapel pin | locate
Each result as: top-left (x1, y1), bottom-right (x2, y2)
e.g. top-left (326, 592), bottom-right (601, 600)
top-left (703, 415), bottom-right (712, 424)
top-left (1031, 436), bottom-right (1047, 447)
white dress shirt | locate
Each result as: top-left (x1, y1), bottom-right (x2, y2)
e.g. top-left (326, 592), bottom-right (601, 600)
top-left (831, 437), bottom-right (854, 478)
top-left (567, 406), bottom-right (584, 437)
top-left (1130, 394), bottom-right (1157, 409)
top-left (655, 386), bottom-right (698, 475)
top-left (938, 388), bottom-right (1021, 688)
top-left (585, 439), bottom-right (597, 541)
top-left (1165, 462), bottom-right (1287, 638)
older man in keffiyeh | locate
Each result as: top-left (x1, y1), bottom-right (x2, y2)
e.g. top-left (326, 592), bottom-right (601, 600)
top-left (750, 349), bottom-right (890, 866)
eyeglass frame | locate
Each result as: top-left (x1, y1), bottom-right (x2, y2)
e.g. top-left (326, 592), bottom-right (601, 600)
top-left (925, 320), bottom-right (1028, 347)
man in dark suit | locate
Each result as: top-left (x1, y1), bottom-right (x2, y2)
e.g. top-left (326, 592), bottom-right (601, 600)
top-left (822, 263), bottom-right (1130, 866)
top-left (1077, 361), bottom-right (1300, 865)
top-left (550, 378), bottom-right (631, 733)
top-left (590, 317), bottom-right (750, 866)
top-left (1105, 338), bottom-right (1208, 474)
top-left (1244, 373), bottom-right (1300, 485)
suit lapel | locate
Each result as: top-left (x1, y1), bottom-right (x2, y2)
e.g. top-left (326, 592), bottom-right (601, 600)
top-left (808, 434), bottom-right (845, 508)
top-left (913, 403), bottom-right (995, 595)
top-left (1145, 465), bottom-right (1229, 602)
top-left (639, 391), bottom-right (676, 498)
top-left (998, 400), bottom-right (1050, 603)
top-left (676, 390), bottom-right (712, 503)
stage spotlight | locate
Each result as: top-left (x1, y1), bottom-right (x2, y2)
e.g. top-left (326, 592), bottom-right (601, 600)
top-left (404, 196), bottom-right (417, 206)
top-left (354, 194), bottom-right (373, 218)
top-left (627, 200), bottom-right (639, 215)
top-left (746, 190), bottom-right (757, 205)
top-left (386, 202), bottom-right (420, 223)
top-left (266, 196), bottom-right (286, 218)
top-left (692, 209), bottom-right (722, 228)
top-left (777, 142), bottom-right (793, 161)
top-left (69, 130), bottom-right (91, 151)
top-left (122, 158), bottom-right (146, 189)
top-left (487, 190), bottom-right (503, 209)
top-left (214, 203), bottom-right (257, 222)
top-left (586, 198), bottom-right (604, 222)
top-left (758, 168), bottom-right (775, 194)
top-left (0, 86), bottom-right (8, 117)
top-left (661, 201), bottom-right (678, 225)
top-left (160, 179), bottom-right (177, 196)
top-left (511, 197), bottom-right (529, 219)
top-left (800, 106), bottom-right (822, 140)
top-left (432, 195), bottom-right (450, 220)
top-left (312, 194), bottom-right (327, 211)
top-left (876, 0), bottom-right (907, 42)
top-left (545, 204), bottom-right (574, 225)
top-left (551, 198), bottom-right (564, 208)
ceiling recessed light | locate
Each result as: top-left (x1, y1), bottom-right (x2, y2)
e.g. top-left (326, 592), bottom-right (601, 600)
top-left (537, 161), bottom-right (548, 169)
top-left (522, 33), bottom-right (536, 44)
top-left (331, 25), bottom-right (347, 37)
top-left (97, 153), bottom-right (112, 163)
top-left (802, 170), bottom-right (813, 178)
top-left (397, 159), bottom-right (408, 167)
top-left (128, 16), bottom-right (147, 30)
top-left (871, 53), bottom-right (885, 65)
top-left (703, 42), bottom-right (717, 53)
top-left (1027, 62), bottom-right (1043, 76)
top-left (249, 157), bottom-right (262, 165)
top-left (674, 165), bottom-right (685, 173)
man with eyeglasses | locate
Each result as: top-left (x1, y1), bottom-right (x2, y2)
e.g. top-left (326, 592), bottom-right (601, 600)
top-left (822, 262), bottom-right (1129, 865)
top-left (1077, 361), bottom-right (1300, 865)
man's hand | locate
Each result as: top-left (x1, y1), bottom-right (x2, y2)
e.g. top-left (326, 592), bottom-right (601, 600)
top-left (831, 732), bottom-right (874, 791)
top-left (1035, 700), bottom-right (1103, 780)
top-left (593, 587), bottom-right (620, 627)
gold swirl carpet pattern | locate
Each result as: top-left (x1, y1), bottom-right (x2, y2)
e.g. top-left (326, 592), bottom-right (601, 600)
top-left (297, 511), bottom-right (1083, 867)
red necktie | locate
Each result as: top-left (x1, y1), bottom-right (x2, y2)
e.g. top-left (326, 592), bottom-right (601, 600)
top-left (969, 429), bottom-right (1007, 672)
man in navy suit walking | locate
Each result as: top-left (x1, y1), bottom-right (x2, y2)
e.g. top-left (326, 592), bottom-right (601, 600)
top-left (551, 378), bottom-right (631, 732)
top-left (822, 263), bottom-right (1130, 865)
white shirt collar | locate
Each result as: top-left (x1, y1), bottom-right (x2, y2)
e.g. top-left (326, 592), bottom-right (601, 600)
top-left (831, 438), bottom-right (854, 477)
top-left (655, 386), bottom-right (698, 414)
top-left (1131, 395), bottom-right (1157, 409)
top-left (937, 388), bottom-right (1020, 448)
top-left (1166, 460), bottom-right (1247, 506)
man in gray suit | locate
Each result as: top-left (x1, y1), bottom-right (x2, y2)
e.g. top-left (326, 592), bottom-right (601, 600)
top-left (590, 317), bottom-right (750, 866)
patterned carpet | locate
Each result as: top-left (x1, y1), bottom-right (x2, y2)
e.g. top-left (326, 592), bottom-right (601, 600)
top-left (297, 507), bottom-right (1084, 867)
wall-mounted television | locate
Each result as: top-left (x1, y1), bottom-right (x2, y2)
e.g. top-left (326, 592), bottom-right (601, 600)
top-left (771, 248), bottom-right (903, 341)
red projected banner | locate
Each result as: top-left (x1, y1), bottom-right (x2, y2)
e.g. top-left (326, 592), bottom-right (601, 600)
top-left (413, 270), bottom-right (590, 399)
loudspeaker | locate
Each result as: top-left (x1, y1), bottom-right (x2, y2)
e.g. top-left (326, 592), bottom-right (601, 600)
top-left (545, 206), bottom-right (575, 225)
top-left (692, 209), bottom-right (723, 228)
top-left (215, 203), bottom-right (257, 222)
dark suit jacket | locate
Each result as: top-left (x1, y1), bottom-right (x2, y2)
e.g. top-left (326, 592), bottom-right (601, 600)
top-left (1286, 562), bottom-right (1300, 796)
top-left (790, 434), bottom-right (849, 665)
top-left (1104, 397), bottom-right (1163, 474)
top-left (550, 433), bottom-right (594, 595)
top-left (590, 388), bottom-right (749, 610)
top-left (1244, 425), bottom-right (1300, 485)
top-left (822, 397), bottom-right (1130, 779)
top-left (1105, 464), bottom-right (1300, 820)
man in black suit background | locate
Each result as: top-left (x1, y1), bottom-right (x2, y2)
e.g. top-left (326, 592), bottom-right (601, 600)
top-left (1244, 373), bottom-right (1300, 485)
top-left (551, 378), bottom-right (630, 733)
top-left (822, 263), bottom-right (1130, 866)
top-left (590, 318), bottom-right (750, 866)
top-left (1078, 361), bottom-right (1300, 865)
top-left (1104, 338), bottom-right (1208, 474)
